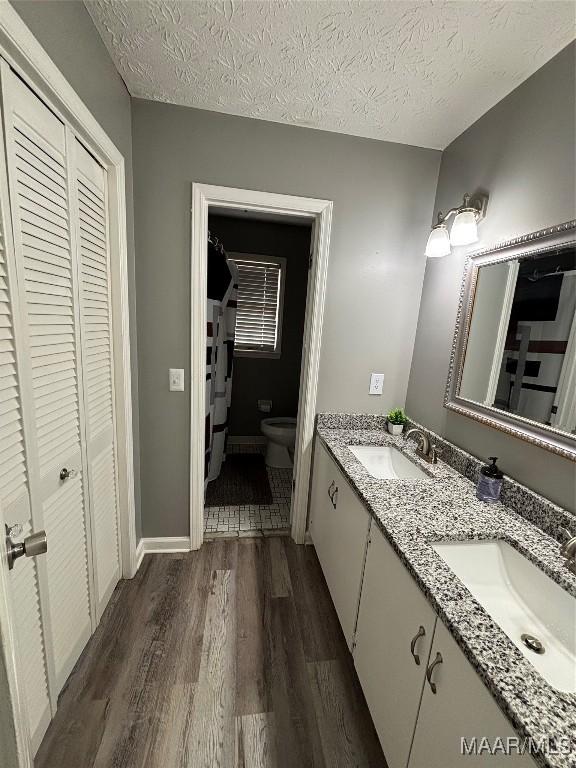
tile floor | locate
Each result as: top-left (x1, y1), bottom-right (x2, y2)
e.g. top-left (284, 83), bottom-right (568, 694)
top-left (204, 443), bottom-right (292, 536)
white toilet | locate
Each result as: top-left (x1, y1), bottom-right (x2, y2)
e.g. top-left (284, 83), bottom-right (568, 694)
top-left (260, 417), bottom-right (297, 468)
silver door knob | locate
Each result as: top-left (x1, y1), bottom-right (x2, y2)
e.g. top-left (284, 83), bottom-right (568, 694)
top-left (59, 467), bottom-right (76, 481)
top-left (5, 524), bottom-right (47, 570)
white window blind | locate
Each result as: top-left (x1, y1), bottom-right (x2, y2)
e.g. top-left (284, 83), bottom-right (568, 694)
top-left (229, 255), bottom-right (285, 356)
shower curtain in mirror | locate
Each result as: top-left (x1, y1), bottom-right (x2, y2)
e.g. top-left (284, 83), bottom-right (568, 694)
top-left (205, 235), bottom-right (238, 487)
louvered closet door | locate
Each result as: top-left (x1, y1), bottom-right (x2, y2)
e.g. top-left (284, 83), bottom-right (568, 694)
top-left (72, 141), bottom-right (120, 615)
top-left (0, 105), bottom-right (51, 751)
top-left (2, 70), bottom-right (92, 694)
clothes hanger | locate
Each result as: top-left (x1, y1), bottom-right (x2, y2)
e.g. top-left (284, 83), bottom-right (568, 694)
top-left (207, 230), bottom-right (226, 254)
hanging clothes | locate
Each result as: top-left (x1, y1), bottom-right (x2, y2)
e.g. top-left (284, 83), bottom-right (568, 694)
top-left (205, 234), bottom-right (238, 486)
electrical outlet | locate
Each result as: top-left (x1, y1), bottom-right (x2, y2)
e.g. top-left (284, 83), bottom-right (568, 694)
top-left (369, 373), bottom-right (385, 395)
top-left (169, 368), bottom-right (185, 392)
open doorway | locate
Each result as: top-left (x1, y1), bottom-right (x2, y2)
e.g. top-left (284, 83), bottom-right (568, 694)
top-left (204, 209), bottom-right (313, 536)
top-left (190, 185), bottom-right (333, 549)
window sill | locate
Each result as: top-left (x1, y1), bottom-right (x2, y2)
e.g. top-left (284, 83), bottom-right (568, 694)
top-left (234, 349), bottom-right (282, 360)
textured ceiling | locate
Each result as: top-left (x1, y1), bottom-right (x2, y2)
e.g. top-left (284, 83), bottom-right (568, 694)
top-left (85, 0), bottom-right (575, 149)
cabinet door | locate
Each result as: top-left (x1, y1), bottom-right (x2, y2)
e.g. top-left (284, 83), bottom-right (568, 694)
top-left (308, 437), bottom-right (331, 544)
top-left (309, 439), bottom-right (370, 647)
top-left (354, 525), bottom-right (437, 768)
top-left (409, 619), bottom-right (536, 768)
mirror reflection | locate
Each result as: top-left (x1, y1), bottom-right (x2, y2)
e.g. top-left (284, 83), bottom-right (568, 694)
top-left (459, 245), bottom-right (576, 434)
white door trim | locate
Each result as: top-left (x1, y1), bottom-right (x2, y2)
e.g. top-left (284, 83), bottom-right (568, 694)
top-left (485, 260), bottom-right (519, 406)
top-left (0, 4), bottom-right (137, 579)
top-left (190, 183), bottom-right (333, 549)
top-left (552, 295), bottom-right (576, 432)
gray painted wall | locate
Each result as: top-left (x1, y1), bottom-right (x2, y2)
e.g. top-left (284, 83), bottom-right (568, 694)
top-left (406, 43), bottom-right (576, 513)
top-left (207, 214), bottom-right (311, 437)
top-left (132, 100), bottom-right (440, 537)
top-left (10, 0), bottom-right (142, 537)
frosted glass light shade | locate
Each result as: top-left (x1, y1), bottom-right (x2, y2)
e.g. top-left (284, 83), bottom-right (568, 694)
top-left (450, 209), bottom-right (478, 246)
top-left (425, 224), bottom-right (451, 258)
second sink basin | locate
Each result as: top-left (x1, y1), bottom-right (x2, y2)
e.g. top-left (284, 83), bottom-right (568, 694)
top-left (433, 539), bottom-right (576, 693)
top-left (348, 445), bottom-right (429, 480)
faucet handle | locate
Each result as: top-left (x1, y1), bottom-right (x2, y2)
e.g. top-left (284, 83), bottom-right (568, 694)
top-left (559, 527), bottom-right (576, 562)
top-left (559, 526), bottom-right (575, 542)
top-left (430, 444), bottom-right (442, 464)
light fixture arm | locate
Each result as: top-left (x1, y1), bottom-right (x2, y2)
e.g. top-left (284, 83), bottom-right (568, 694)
top-left (435, 193), bottom-right (488, 227)
top-left (435, 207), bottom-right (459, 226)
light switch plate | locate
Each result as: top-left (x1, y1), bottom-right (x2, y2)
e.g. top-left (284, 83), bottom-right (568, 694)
top-left (169, 368), bottom-right (185, 392)
top-left (369, 372), bottom-right (385, 395)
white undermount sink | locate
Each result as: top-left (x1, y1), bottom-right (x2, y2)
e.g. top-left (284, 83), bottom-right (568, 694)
top-left (433, 539), bottom-right (576, 693)
top-left (348, 445), bottom-right (429, 480)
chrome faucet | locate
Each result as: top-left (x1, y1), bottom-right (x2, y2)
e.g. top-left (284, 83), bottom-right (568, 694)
top-left (404, 428), bottom-right (440, 464)
top-left (560, 528), bottom-right (576, 575)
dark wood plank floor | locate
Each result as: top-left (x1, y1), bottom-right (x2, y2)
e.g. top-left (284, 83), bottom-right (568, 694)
top-left (36, 537), bottom-right (387, 768)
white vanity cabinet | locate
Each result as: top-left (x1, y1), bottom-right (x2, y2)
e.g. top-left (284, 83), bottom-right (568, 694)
top-left (408, 618), bottom-right (536, 767)
top-left (309, 439), bottom-right (371, 648)
top-left (353, 524), bottom-right (437, 768)
top-left (309, 438), bottom-right (538, 768)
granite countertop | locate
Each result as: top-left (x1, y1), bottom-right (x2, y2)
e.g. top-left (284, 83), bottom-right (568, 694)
top-left (316, 423), bottom-right (576, 768)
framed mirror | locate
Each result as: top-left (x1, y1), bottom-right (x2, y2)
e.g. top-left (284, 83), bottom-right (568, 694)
top-left (445, 220), bottom-right (576, 460)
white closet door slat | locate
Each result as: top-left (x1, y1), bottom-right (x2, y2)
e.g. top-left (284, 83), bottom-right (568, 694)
top-left (75, 141), bottom-right (120, 610)
top-left (3, 71), bottom-right (93, 711)
top-left (90, 443), bottom-right (119, 603)
top-left (43, 477), bottom-right (91, 689)
top-left (10, 550), bottom-right (51, 752)
top-left (0, 86), bottom-right (51, 749)
top-left (0, 69), bottom-right (123, 756)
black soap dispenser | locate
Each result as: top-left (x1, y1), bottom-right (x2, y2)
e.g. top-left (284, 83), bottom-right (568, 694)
top-left (476, 457), bottom-right (504, 503)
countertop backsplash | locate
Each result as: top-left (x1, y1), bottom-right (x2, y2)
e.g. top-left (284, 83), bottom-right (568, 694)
top-left (315, 412), bottom-right (575, 543)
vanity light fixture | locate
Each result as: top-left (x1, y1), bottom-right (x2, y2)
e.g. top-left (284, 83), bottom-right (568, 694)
top-left (425, 193), bottom-right (488, 258)
top-left (425, 219), bottom-right (451, 258)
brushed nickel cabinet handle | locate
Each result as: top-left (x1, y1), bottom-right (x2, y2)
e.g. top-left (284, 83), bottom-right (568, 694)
top-left (410, 625), bottom-right (426, 665)
top-left (426, 652), bottom-right (443, 694)
top-left (331, 486), bottom-right (338, 509)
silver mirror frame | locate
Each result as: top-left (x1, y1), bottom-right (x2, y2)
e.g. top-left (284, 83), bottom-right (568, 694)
top-left (445, 219), bottom-right (576, 461)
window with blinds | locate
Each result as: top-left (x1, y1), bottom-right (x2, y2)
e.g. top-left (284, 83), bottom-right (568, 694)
top-left (229, 254), bottom-right (286, 357)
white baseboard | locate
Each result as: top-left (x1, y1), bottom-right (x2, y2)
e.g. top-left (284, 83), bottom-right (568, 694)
top-left (135, 537), bottom-right (192, 568)
top-left (135, 539), bottom-right (145, 571)
top-left (228, 435), bottom-right (266, 445)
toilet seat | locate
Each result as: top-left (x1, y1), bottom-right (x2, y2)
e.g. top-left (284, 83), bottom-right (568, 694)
top-left (261, 417), bottom-right (297, 441)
